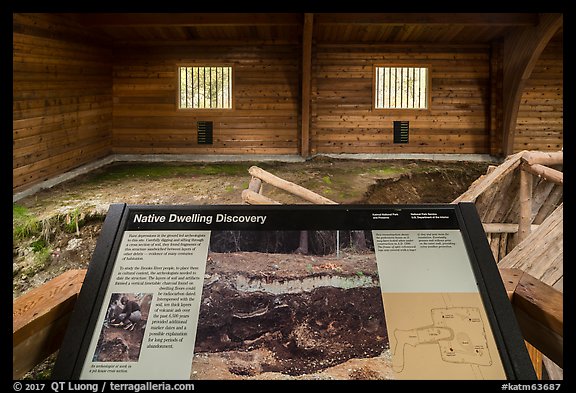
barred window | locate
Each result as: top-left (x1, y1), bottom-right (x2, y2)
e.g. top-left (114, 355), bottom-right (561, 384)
top-left (179, 66), bottom-right (233, 109)
top-left (374, 66), bottom-right (429, 110)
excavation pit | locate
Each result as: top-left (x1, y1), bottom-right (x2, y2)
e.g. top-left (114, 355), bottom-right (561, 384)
top-left (190, 249), bottom-right (394, 380)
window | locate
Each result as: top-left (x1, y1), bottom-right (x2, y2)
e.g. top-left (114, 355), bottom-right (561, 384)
top-left (374, 66), bottom-right (429, 110)
top-left (179, 66), bottom-right (233, 109)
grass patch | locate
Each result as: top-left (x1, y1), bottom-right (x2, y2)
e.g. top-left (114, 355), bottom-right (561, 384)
top-left (13, 204), bottom-right (41, 241)
top-left (63, 208), bottom-right (84, 234)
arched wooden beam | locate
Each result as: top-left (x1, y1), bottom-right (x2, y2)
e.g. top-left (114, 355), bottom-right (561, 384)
top-left (501, 14), bottom-right (562, 156)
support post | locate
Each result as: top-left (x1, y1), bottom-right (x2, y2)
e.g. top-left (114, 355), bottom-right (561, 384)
top-left (518, 168), bottom-right (533, 243)
top-left (300, 13), bottom-right (313, 158)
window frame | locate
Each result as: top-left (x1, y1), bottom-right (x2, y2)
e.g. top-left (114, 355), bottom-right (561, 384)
top-left (372, 64), bottom-right (431, 113)
top-left (176, 63), bottom-right (235, 112)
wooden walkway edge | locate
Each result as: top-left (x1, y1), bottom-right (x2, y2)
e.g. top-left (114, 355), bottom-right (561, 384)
top-left (13, 269), bottom-right (86, 379)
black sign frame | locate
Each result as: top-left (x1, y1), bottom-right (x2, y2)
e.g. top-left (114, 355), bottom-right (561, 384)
top-left (52, 202), bottom-right (536, 380)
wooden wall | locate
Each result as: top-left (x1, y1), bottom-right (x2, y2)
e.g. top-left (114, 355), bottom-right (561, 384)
top-left (310, 44), bottom-right (493, 155)
top-left (12, 14), bottom-right (563, 194)
top-left (13, 14), bottom-right (113, 192)
top-left (513, 39), bottom-right (563, 152)
top-left (112, 44), bottom-right (300, 155)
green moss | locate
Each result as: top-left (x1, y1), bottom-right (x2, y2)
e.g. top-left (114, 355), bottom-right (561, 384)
top-left (18, 246), bottom-right (52, 279)
top-left (87, 163), bottom-right (250, 183)
top-left (30, 238), bottom-right (47, 252)
top-left (25, 367), bottom-right (52, 380)
top-left (192, 164), bottom-right (250, 176)
top-left (366, 166), bottom-right (408, 176)
top-left (322, 175), bottom-right (332, 185)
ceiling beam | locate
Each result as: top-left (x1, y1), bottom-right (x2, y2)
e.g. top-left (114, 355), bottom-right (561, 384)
top-left (71, 13), bottom-right (538, 28)
top-left (315, 13), bottom-right (539, 26)
top-left (71, 13), bottom-right (303, 27)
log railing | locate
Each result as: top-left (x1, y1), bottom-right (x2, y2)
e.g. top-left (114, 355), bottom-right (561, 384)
top-left (453, 150), bottom-right (562, 258)
top-left (242, 165), bottom-right (337, 205)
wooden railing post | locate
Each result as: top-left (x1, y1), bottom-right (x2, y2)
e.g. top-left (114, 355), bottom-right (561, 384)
top-left (518, 166), bottom-right (533, 243)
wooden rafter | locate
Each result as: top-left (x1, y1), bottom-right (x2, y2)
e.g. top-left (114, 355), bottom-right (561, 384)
top-left (315, 13), bottom-right (538, 26)
top-left (71, 13), bottom-right (538, 28)
top-left (71, 13), bottom-right (303, 27)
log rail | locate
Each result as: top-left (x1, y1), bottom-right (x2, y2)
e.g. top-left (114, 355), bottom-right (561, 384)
top-left (242, 165), bottom-right (337, 205)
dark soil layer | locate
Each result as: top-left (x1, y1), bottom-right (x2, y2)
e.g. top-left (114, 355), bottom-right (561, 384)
top-left (361, 166), bottom-right (482, 204)
top-left (196, 284), bottom-right (387, 376)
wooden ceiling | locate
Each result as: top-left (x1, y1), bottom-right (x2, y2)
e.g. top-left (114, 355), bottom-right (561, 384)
top-left (65, 13), bottom-right (554, 45)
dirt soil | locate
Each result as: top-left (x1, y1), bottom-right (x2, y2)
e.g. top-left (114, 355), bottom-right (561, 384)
top-left (190, 250), bottom-right (392, 380)
top-left (13, 156), bottom-right (491, 380)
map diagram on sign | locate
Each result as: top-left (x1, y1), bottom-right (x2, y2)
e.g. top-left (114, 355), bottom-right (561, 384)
top-left (391, 307), bottom-right (492, 372)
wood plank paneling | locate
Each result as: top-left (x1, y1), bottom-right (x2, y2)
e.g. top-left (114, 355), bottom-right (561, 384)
top-left (514, 41), bottom-right (563, 152)
top-left (112, 44), bottom-right (300, 155)
top-left (13, 13), bottom-right (113, 192)
top-left (311, 44), bottom-right (492, 154)
top-left (13, 14), bottom-right (563, 195)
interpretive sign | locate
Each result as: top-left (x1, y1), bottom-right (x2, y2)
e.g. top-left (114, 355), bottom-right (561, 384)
top-left (53, 203), bottom-right (536, 380)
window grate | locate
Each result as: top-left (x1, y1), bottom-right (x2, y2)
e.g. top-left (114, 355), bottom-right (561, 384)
top-left (197, 121), bottom-right (213, 144)
top-left (375, 66), bottom-right (428, 109)
top-left (179, 66), bottom-right (232, 109)
top-left (393, 121), bottom-right (409, 144)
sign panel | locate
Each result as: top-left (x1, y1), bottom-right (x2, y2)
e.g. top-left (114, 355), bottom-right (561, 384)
top-left (374, 228), bottom-right (505, 379)
top-left (80, 230), bottom-right (210, 379)
top-left (53, 203), bottom-right (535, 380)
